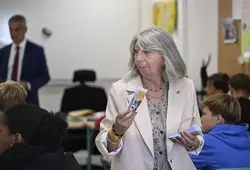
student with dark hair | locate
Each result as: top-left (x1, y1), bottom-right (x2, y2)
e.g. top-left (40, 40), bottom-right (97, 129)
top-left (0, 104), bottom-right (81, 170)
top-left (205, 73), bottom-right (230, 96)
top-left (200, 55), bottom-right (229, 96)
top-left (229, 73), bottom-right (250, 131)
top-left (198, 56), bottom-right (229, 117)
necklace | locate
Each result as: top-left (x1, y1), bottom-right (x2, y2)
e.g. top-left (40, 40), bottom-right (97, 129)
top-left (143, 82), bottom-right (164, 92)
top-left (147, 91), bottom-right (165, 106)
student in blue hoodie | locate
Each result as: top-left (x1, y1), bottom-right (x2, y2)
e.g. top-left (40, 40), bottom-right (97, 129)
top-left (190, 93), bottom-right (250, 170)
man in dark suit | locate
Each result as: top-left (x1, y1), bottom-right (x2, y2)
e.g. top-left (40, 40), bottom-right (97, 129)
top-left (0, 15), bottom-right (50, 105)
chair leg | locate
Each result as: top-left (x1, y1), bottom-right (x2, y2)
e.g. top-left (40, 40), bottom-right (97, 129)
top-left (87, 127), bottom-right (94, 170)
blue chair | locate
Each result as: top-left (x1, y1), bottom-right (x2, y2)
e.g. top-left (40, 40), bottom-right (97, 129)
top-left (218, 168), bottom-right (250, 170)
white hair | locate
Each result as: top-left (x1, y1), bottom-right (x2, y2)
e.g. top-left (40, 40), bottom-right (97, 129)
top-left (128, 27), bottom-right (187, 82)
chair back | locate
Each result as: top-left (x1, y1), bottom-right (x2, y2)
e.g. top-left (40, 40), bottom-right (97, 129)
top-left (73, 70), bottom-right (96, 84)
top-left (60, 70), bottom-right (107, 113)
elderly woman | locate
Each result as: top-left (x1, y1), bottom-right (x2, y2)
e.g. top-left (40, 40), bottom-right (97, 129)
top-left (95, 27), bottom-right (204, 170)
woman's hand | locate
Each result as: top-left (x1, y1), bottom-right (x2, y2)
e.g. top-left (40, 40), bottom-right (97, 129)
top-left (172, 132), bottom-right (200, 151)
top-left (113, 109), bottom-right (137, 136)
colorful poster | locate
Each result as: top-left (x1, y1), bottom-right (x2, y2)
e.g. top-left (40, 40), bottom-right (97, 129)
top-left (153, 0), bottom-right (177, 35)
top-left (242, 0), bottom-right (250, 58)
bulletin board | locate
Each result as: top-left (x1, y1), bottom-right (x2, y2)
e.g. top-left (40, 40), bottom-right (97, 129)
top-left (218, 0), bottom-right (242, 75)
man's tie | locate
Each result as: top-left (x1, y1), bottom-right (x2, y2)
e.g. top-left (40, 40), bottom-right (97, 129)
top-left (11, 46), bottom-right (20, 81)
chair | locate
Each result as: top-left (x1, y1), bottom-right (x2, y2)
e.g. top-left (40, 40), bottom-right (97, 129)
top-left (61, 70), bottom-right (107, 169)
top-left (60, 69), bottom-right (107, 113)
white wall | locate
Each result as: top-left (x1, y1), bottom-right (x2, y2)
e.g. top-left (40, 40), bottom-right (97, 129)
top-left (186, 0), bottom-right (218, 90)
top-left (0, 0), bottom-right (219, 90)
top-left (0, 0), bottom-right (139, 80)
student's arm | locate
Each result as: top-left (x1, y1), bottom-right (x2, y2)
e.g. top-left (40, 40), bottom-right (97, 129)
top-left (200, 55), bottom-right (211, 89)
top-left (201, 66), bottom-right (208, 89)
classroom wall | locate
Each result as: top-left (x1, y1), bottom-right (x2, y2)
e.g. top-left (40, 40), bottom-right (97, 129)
top-left (140, 0), bottom-right (218, 90)
top-left (0, 0), bottom-right (219, 89)
top-left (186, 0), bottom-right (218, 90)
top-left (0, 0), bottom-right (140, 80)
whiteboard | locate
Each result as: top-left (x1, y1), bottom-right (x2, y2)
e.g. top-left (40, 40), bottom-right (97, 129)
top-left (0, 0), bottom-right (140, 79)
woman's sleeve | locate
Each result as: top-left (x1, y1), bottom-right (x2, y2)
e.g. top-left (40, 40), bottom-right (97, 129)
top-left (188, 81), bottom-right (204, 155)
top-left (95, 85), bottom-right (124, 156)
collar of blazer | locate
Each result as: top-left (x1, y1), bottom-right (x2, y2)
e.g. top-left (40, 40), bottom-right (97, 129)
top-left (125, 75), bottom-right (187, 157)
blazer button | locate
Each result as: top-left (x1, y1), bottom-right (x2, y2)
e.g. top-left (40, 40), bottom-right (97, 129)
top-left (156, 111), bottom-right (160, 115)
top-left (159, 151), bottom-right (163, 155)
top-left (160, 130), bottom-right (164, 134)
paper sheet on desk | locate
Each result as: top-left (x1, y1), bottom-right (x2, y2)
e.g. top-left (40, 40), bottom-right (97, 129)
top-left (168, 125), bottom-right (202, 139)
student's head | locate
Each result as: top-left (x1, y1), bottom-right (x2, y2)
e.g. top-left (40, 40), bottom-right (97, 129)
top-left (8, 15), bottom-right (27, 44)
top-left (205, 73), bottom-right (229, 96)
top-left (0, 104), bottom-right (68, 151)
top-left (0, 81), bottom-right (27, 112)
top-left (229, 73), bottom-right (250, 98)
top-left (201, 94), bottom-right (241, 133)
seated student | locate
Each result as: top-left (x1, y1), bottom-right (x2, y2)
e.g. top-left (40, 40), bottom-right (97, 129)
top-left (0, 80), bottom-right (27, 111)
top-left (198, 73), bottom-right (229, 116)
top-left (190, 94), bottom-right (250, 170)
top-left (229, 73), bottom-right (250, 131)
top-left (0, 104), bottom-right (81, 170)
top-left (205, 73), bottom-right (229, 96)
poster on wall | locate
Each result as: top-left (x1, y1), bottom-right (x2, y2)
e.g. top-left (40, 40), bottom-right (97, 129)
top-left (242, 0), bottom-right (250, 59)
top-left (221, 18), bottom-right (237, 44)
top-left (153, 0), bottom-right (177, 35)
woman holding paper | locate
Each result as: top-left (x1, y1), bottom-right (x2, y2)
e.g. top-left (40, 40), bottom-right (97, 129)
top-left (95, 27), bottom-right (203, 170)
